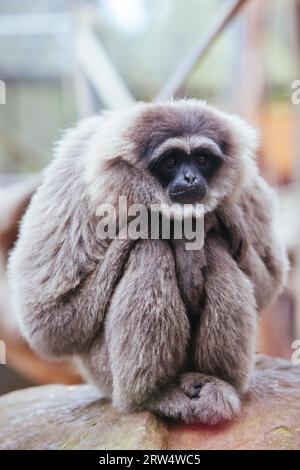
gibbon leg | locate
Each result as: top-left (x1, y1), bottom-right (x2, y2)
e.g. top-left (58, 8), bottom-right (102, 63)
top-left (187, 235), bottom-right (257, 424)
top-left (105, 239), bottom-right (193, 419)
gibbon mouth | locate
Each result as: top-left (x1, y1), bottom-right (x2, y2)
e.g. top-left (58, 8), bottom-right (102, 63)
top-left (169, 188), bottom-right (206, 204)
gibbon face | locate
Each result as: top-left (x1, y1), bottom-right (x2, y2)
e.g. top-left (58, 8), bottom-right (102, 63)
top-left (123, 99), bottom-right (258, 210)
top-left (85, 99), bottom-right (258, 214)
top-left (148, 142), bottom-right (225, 204)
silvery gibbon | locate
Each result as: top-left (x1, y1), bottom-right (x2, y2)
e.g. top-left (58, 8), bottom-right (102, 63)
top-left (8, 99), bottom-right (288, 424)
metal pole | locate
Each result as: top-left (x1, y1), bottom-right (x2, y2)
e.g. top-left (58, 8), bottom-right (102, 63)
top-left (156, 0), bottom-right (251, 101)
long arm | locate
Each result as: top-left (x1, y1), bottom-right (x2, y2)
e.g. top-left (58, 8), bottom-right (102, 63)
top-left (8, 118), bottom-right (135, 357)
top-left (216, 176), bottom-right (288, 312)
top-left (239, 177), bottom-right (289, 310)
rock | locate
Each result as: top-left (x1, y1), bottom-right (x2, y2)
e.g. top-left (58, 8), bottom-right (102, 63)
top-left (169, 355), bottom-right (300, 450)
top-left (0, 355), bottom-right (299, 450)
top-left (0, 385), bottom-right (168, 450)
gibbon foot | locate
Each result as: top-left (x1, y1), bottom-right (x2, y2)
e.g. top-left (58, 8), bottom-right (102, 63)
top-left (179, 372), bottom-right (241, 425)
top-left (144, 374), bottom-right (240, 424)
top-left (144, 384), bottom-right (195, 423)
top-left (144, 384), bottom-right (196, 423)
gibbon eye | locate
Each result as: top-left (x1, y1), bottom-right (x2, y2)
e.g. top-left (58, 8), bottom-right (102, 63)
top-left (165, 157), bottom-right (177, 169)
top-left (197, 155), bottom-right (207, 166)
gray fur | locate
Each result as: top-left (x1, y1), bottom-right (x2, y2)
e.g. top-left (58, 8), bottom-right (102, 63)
top-left (8, 99), bottom-right (288, 424)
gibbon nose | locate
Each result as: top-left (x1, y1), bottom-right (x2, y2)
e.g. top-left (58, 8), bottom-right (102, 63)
top-left (184, 172), bottom-right (196, 184)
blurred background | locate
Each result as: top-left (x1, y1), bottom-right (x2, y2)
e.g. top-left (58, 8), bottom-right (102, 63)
top-left (0, 0), bottom-right (299, 395)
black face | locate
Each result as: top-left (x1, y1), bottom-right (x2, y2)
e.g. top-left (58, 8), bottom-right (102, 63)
top-left (149, 146), bottom-right (224, 203)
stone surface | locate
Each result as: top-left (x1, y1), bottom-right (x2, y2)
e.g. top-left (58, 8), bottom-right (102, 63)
top-left (0, 385), bottom-right (167, 450)
top-left (0, 355), bottom-right (299, 450)
top-left (169, 355), bottom-right (300, 450)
